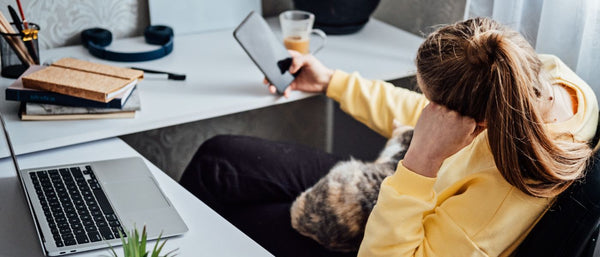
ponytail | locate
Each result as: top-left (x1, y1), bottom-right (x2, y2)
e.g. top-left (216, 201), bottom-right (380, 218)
top-left (416, 17), bottom-right (592, 198)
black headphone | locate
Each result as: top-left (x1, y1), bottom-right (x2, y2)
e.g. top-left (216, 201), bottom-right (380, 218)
top-left (81, 25), bottom-right (174, 62)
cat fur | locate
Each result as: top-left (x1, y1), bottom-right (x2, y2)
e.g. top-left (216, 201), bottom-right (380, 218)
top-left (290, 123), bottom-right (414, 252)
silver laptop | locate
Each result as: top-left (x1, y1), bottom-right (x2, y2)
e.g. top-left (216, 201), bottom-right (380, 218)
top-left (0, 115), bottom-right (188, 256)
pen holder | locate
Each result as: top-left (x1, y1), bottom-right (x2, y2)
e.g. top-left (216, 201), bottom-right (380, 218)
top-left (0, 23), bottom-right (40, 78)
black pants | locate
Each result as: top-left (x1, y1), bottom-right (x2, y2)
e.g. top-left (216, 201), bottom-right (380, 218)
top-left (179, 135), bottom-right (357, 257)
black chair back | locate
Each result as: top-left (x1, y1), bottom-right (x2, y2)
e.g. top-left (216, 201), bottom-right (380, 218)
top-left (514, 119), bottom-right (600, 257)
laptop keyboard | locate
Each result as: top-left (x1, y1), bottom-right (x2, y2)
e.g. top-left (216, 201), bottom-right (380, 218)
top-left (29, 165), bottom-right (125, 248)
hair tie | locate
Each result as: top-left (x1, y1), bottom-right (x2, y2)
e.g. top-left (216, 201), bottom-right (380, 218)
top-left (465, 30), bottom-right (502, 66)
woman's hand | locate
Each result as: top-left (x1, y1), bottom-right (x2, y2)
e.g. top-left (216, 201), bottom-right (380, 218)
top-left (402, 103), bottom-right (484, 178)
top-left (263, 50), bottom-right (334, 97)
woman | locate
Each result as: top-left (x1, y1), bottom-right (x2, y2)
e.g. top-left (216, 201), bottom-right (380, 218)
top-left (180, 17), bottom-right (598, 256)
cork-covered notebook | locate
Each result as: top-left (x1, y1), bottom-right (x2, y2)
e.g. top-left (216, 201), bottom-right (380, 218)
top-left (21, 58), bottom-right (144, 103)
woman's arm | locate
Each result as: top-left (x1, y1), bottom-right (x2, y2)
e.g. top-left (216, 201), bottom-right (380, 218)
top-left (326, 71), bottom-right (429, 138)
top-left (359, 104), bottom-right (488, 256)
top-left (358, 163), bottom-right (488, 257)
top-left (264, 52), bottom-right (429, 138)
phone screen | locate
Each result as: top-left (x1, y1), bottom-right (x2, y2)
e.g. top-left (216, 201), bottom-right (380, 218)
top-left (233, 11), bottom-right (295, 94)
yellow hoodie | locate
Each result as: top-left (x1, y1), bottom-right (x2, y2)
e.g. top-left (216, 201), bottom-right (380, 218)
top-left (325, 54), bottom-right (598, 257)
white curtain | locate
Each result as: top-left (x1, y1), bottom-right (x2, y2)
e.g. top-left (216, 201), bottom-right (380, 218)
top-left (466, 0), bottom-right (600, 97)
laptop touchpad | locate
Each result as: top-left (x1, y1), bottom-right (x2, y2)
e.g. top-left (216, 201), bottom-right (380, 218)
top-left (103, 177), bottom-right (170, 212)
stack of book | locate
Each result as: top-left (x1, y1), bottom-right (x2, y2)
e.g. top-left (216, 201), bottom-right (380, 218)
top-left (5, 58), bottom-right (143, 120)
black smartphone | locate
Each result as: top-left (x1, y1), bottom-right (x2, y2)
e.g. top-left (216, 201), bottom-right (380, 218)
top-left (233, 11), bottom-right (295, 95)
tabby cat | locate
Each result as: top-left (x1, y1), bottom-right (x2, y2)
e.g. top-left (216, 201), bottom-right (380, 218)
top-left (290, 122), bottom-right (414, 252)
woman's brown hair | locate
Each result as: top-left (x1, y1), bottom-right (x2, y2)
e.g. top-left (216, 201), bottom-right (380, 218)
top-left (416, 17), bottom-right (592, 197)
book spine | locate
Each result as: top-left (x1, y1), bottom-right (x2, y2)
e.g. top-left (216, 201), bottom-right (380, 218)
top-left (20, 111), bottom-right (136, 121)
top-left (5, 88), bottom-right (123, 108)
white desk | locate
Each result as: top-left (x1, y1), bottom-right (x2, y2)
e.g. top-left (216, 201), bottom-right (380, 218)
top-left (0, 17), bottom-right (423, 257)
top-left (0, 18), bottom-right (423, 157)
top-left (0, 137), bottom-right (273, 257)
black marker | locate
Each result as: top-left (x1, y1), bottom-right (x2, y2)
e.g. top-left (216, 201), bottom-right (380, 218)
top-left (130, 67), bottom-right (186, 81)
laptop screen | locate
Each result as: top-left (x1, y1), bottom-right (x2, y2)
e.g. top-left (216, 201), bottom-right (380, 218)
top-left (0, 114), bottom-right (21, 176)
top-left (0, 114), bottom-right (47, 256)
top-left (0, 114), bottom-right (21, 178)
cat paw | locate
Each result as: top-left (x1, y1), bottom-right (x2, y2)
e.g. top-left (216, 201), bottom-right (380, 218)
top-left (391, 120), bottom-right (414, 139)
top-left (392, 119), bottom-right (403, 130)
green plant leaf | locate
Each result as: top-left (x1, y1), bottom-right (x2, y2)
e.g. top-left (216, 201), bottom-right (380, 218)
top-left (154, 240), bottom-right (167, 257)
top-left (163, 247), bottom-right (179, 257)
top-left (133, 227), bottom-right (139, 257)
top-left (104, 225), bottom-right (176, 257)
top-left (107, 242), bottom-right (118, 257)
top-left (140, 225), bottom-right (147, 255)
top-left (151, 232), bottom-right (163, 257)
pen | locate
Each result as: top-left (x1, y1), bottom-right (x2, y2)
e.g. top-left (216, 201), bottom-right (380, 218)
top-left (8, 5), bottom-right (37, 64)
top-left (130, 67), bottom-right (186, 81)
top-left (7, 5), bottom-right (22, 32)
